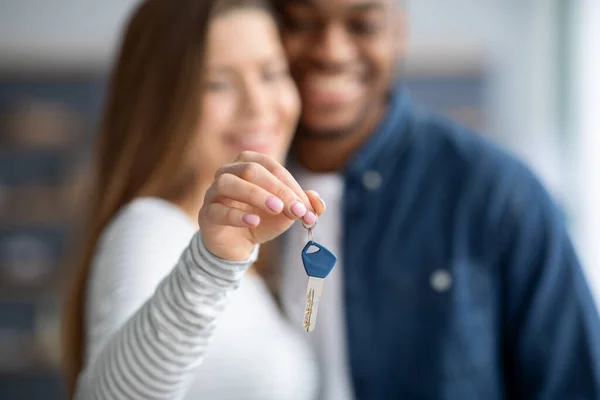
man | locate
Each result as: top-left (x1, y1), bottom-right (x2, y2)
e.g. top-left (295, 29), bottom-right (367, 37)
top-left (274, 0), bottom-right (600, 399)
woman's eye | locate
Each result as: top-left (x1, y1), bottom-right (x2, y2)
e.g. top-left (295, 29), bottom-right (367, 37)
top-left (263, 67), bottom-right (288, 82)
top-left (205, 80), bottom-right (231, 91)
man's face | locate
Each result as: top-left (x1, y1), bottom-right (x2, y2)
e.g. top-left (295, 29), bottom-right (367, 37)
top-left (280, 0), bottom-right (405, 138)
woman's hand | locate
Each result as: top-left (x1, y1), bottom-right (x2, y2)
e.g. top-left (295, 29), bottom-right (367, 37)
top-left (198, 151), bottom-right (326, 261)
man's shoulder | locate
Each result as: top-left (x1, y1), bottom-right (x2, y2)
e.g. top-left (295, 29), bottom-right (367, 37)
top-left (383, 107), bottom-right (556, 221)
top-left (414, 109), bottom-right (516, 170)
top-left (395, 107), bottom-right (536, 186)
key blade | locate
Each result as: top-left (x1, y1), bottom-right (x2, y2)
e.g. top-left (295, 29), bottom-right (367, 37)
top-left (303, 277), bottom-right (324, 332)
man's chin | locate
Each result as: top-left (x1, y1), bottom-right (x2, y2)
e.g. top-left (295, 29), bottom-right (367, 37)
top-left (296, 113), bottom-right (360, 140)
top-left (295, 124), bottom-right (354, 140)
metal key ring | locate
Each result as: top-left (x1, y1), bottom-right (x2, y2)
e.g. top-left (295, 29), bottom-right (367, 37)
top-left (301, 220), bottom-right (317, 230)
top-left (302, 220), bottom-right (317, 242)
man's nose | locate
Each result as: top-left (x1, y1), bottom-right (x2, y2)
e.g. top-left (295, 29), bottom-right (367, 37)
top-left (311, 23), bottom-right (357, 71)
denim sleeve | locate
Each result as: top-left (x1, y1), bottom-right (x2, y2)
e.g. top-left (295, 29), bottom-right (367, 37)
top-left (499, 170), bottom-right (600, 399)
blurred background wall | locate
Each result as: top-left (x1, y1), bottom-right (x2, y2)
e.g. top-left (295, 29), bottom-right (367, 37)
top-left (0, 0), bottom-right (598, 398)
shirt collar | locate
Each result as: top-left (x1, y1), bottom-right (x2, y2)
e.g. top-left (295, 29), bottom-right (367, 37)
top-left (344, 83), bottom-right (412, 176)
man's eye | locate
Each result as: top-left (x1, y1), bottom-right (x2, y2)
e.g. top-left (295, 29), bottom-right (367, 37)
top-left (285, 14), bottom-right (319, 32)
top-left (348, 20), bottom-right (382, 35)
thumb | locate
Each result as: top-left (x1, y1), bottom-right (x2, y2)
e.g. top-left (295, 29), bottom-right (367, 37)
top-left (305, 190), bottom-right (326, 217)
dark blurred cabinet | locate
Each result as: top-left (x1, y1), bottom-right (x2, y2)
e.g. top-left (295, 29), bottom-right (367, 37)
top-left (0, 72), bottom-right (106, 400)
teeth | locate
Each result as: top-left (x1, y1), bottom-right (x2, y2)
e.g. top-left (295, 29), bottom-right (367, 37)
top-left (305, 75), bottom-right (359, 95)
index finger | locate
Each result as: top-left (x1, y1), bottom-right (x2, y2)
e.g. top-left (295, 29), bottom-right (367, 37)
top-left (235, 151), bottom-right (313, 211)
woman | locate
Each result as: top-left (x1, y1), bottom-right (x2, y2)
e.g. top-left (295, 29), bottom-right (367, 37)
top-left (61, 0), bottom-right (325, 398)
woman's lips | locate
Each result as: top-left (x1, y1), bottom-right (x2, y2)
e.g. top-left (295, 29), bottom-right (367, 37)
top-left (224, 130), bottom-right (279, 153)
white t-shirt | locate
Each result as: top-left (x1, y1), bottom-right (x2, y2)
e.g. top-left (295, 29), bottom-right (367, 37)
top-left (279, 167), bottom-right (355, 400)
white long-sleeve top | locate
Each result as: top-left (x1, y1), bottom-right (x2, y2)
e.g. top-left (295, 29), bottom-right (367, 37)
top-left (76, 197), bottom-right (318, 400)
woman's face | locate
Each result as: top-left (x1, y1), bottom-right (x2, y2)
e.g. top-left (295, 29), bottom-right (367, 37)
top-left (196, 8), bottom-right (300, 174)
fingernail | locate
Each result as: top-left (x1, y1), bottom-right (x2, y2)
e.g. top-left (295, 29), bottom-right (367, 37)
top-left (266, 196), bottom-right (284, 212)
top-left (291, 202), bottom-right (307, 217)
top-left (318, 196), bottom-right (326, 210)
top-left (303, 211), bottom-right (317, 226)
top-left (242, 214), bottom-right (260, 226)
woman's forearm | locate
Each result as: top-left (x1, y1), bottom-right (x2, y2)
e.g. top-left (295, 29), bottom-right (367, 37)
top-left (76, 231), bottom-right (258, 400)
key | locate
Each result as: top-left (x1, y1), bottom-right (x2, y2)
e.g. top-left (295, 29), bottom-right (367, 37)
top-left (301, 224), bottom-right (337, 332)
top-left (303, 275), bottom-right (324, 332)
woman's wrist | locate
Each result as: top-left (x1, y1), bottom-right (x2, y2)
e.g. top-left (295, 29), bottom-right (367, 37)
top-left (198, 232), bottom-right (260, 268)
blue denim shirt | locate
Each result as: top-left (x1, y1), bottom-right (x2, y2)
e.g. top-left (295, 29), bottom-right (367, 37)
top-left (341, 85), bottom-right (600, 399)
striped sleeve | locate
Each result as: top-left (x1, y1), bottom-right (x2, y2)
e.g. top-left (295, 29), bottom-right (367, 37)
top-left (74, 230), bottom-right (259, 400)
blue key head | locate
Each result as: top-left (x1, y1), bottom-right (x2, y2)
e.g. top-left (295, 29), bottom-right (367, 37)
top-left (302, 241), bottom-right (337, 278)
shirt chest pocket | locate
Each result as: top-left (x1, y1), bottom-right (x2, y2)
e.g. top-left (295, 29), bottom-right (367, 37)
top-left (376, 259), bottom-right (498, 383)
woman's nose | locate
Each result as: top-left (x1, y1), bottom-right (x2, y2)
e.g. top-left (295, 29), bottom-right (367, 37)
top-left (242, 78), bottom-right (271, 118)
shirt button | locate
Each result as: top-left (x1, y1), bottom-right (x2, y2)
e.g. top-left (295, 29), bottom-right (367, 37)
top-left (361, 170), bottom-right (382, 191)
top-left (430, 269), bottom-right (453, 292)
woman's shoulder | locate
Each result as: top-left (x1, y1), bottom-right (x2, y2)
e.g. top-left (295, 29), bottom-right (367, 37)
top-left (103, 197), bottom-right (196, 242)
top-left (92, 197), bottom-right (197, 271)
top-left (111, 196), bottom-right (194, 228)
